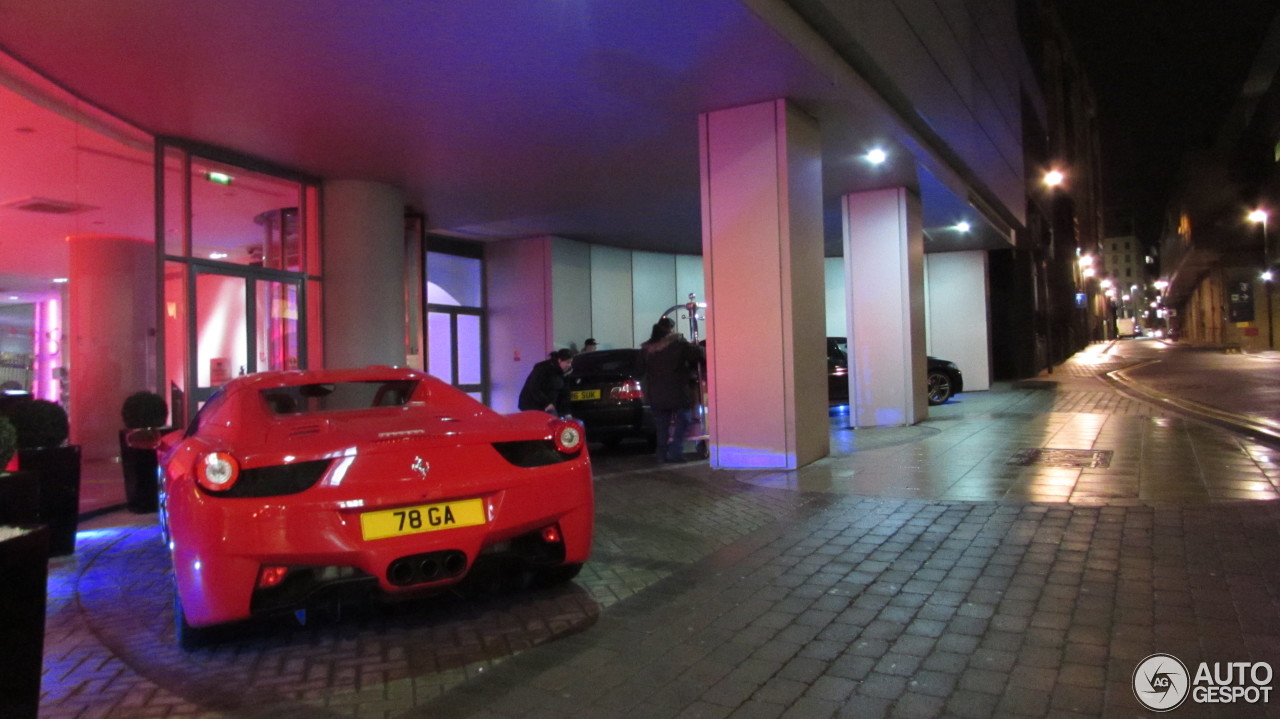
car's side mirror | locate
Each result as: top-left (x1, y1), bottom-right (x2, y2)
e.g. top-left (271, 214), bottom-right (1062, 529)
top-left (124, 427), bottom-right (165, 450)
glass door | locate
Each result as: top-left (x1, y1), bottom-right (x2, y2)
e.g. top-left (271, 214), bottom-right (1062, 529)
top-left (188, 263), bottom-right (305, 409)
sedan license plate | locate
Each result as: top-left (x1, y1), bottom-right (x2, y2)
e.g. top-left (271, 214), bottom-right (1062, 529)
top-left (360, 498), bottom-right (486, 541)
top-left (571, 389), bottom-right (601, 401)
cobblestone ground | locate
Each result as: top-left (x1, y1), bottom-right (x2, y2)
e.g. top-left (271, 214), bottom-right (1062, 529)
top-left (38, 346), bottom-right (1280, 718)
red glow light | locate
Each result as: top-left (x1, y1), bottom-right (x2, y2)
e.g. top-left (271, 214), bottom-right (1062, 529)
top-left (257, 565), bottom-right (289, 588)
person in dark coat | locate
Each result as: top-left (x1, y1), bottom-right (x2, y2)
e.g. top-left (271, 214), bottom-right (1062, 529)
top-left (640, 318), bottom-right (704, 463)
top-left (518, 348), bottom-right (575, 415)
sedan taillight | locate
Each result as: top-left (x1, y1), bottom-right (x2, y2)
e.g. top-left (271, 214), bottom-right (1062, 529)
top-left (610, 379), bottom-right (644, 401)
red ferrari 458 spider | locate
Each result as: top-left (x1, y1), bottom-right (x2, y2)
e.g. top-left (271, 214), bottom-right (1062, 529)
top-left (134, 366), bottom-right (593, 649)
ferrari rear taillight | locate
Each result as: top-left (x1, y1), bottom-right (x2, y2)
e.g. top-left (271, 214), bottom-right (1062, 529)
top-left (541, 525), bottom-right (562, 544)
top-left (610, 379), bottom-right (644, 401)
top-left (552, 419), bottom-right (584, 454)
top-left (257, 565), bottom-right (289, 589)
top-left (196, 451), bottom-right (241, 492)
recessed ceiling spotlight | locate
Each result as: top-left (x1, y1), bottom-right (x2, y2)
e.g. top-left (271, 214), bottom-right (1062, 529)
top-left (954, 221), bottom-right (971, 233)
top-left (865, 148), bottom-right (887, 165)
top-left (52, 278), bottom-right (68, 284)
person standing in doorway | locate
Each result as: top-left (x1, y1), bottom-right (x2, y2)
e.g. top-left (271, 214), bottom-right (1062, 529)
top-left (518, 348), bottom-right (574, 415)
top-left (640, 318), bottom-right (703, 463)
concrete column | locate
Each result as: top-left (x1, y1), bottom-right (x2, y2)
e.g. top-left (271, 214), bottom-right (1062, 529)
top-left (322, 180), bottom-right (406, 368)
top-left (699, 99), bottom-right (828, 469)
top-left (485, 237), bottom-right (553, 413)
top-left (925, 251), bottom-right (990, 392)
top-left (67, 234), bottom-right (156, 460)
top-left (842, 188), bottom-right (927, 427)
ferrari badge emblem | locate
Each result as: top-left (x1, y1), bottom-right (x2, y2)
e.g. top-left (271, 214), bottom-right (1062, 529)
top-left (411, 456), bottom-right (429, 478)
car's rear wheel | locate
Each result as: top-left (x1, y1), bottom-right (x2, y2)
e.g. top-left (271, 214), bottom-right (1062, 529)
top-left (926, 370), bottom-right (953, 406)
top-left (174, 592), bottom-right (219, 651)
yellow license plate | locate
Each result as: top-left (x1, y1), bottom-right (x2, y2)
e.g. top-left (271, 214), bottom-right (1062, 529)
top-left (571, 389), bottom-right (601, 401)
top-left (360, 498), bottom-right (486, 541)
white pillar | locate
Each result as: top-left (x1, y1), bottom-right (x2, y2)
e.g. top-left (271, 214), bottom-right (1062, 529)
top-left (842, 188), bottom-right (927, 427)
top-left (68, 234), bottom-right (156, 460)
top-left (322, 180), bottom-right (406, 368)
top-left (925, 251), bottom-right (990, 392)
top-left (485, 237), bottom-right (553, 413)
top-left (699, 99), bottom-right (828, 469)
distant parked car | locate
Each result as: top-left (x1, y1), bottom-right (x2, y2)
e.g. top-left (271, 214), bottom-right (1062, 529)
top-left (827, 338), bottom-right (963, 406)
top-left (567, 348), bottom-right (655, 447)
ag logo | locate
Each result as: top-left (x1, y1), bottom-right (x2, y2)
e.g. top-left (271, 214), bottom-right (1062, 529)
top-left (1134, 653), bottom-right (1189, 711)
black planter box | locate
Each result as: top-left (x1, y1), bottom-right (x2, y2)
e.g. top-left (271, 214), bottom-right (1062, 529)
top-left (0, 469), bottom-right (40, 526)
top-left (19, 445), bottom-right (81, 556)
top-left (119, 430), bottom-right (159, 513)
top-left (0, 524), bottom-right (49, 719)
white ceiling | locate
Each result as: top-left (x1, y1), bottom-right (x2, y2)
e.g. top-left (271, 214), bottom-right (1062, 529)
top-left (0, 0), bottom-right (1006, 309)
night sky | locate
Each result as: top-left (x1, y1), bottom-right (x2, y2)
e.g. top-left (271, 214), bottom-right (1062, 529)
top-left (1056, 0), bottom-right (1277, 244)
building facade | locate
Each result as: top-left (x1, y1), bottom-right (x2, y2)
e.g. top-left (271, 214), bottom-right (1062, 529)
top-left (0, 1), bottom-right (1102, 470)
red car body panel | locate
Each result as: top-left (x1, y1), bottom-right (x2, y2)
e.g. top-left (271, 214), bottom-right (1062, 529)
top-left (156, 367), bottom-right (593, 628)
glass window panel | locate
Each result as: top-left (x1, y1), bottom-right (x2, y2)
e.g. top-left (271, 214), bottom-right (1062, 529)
top-left (257, 280), bottom-right (300, 372)
top-left (163, 146), bottom-right (188, 257)
top-left (307, 278), bottom-right (323, 368)
top-left (164, 261), bottom-right (189, 420)
top-left (427, 312), bottom-right (454, 382)
top-left (195, 273), bottom-right (247, 386)
top-left (457, 314), bottom-right (482, 385)
top-left (190, 158), bottom-right (303, 269)
top-left (427, 252), bottom-right (482, 307)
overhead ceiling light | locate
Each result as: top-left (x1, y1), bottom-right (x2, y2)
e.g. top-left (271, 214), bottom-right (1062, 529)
top-left (205, 171), bottom-right (233, 185)
top-left (865, 148), bottom-right (887, 165)
top-left (954, 221), bottom-right (971, 233)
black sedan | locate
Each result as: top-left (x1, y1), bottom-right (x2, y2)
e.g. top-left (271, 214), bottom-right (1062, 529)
top-left (566, 349), bottom-right (655, 447)
top-left (827, 337), bottom-right (963, 406)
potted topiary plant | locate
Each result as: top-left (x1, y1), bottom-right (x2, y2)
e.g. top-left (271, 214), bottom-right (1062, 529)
top-left (120, 390), bottom-right (169, 513)
top-left (5, 398), bottom-right (80, 556)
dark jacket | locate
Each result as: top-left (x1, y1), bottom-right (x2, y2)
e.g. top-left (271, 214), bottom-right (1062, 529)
top-left (518, 358), bottom-right (570, 414)
top-left (639, 333), bottom-right (704, 410)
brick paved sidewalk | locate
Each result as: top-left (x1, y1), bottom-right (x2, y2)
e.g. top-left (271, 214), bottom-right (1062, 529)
top-left (424, 497), bottom-right (1280, 719)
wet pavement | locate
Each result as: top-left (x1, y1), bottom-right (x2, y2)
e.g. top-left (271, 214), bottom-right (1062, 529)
top-left (34, 340), bottom-right (1280, 718)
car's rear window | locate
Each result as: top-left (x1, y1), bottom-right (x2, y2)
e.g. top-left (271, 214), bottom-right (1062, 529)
top-left (261, 380), bottom-right (418, 415)
top-left (572, 350), bottom-right (640, 375)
